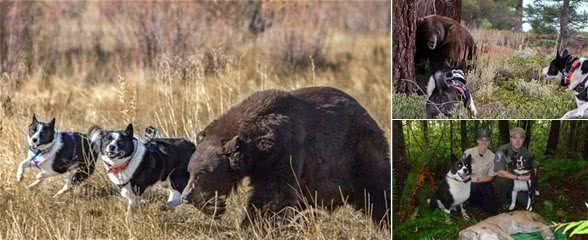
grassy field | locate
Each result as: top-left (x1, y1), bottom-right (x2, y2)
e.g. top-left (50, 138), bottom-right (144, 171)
top-left (0, 3), bottom-right (391, 239)
top-left (393, 29), bottom-right (588, 119)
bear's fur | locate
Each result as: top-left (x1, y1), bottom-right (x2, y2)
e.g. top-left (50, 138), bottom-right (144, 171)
top-left (416, 15), bottom-right (476, 72)
top-left (181, 86), bottom-right (390, 226)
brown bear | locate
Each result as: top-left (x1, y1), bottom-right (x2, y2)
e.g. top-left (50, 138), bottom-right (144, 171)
top-left (416, 15), bottom-right (476, 72)
top-left (181, 86), bottom-right (390, 227)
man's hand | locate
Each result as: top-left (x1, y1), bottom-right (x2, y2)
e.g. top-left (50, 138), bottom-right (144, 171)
top-left (517, 175), bottom-right (530, 181)
top-left (471, 176), bottom-right (480, 183)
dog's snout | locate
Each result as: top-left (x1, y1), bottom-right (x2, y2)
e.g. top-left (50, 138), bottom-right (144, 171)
top-left (32, 138), bottom-right (39, 143)
top-left (108, 145), bottom-right (115, 151)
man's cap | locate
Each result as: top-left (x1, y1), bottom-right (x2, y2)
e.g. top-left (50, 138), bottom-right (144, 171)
top-left (476, 129), bottom-right (490, 140)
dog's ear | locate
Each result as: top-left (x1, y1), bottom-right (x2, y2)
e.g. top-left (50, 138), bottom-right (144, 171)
top-left (464, 154), bottom-right (472, 164)
top-left (49, 117), bottom-right (56, 129)
top-left (450, 154), bottom-right (458, 163)
top-left (125, 123), bottom-right (133, 136)
top-left (224, 135), bottom-right (244, 171)
top-left (196, 130), bottom-right (206, 144)
top-left (561, 49), bottom-right (569, 58)
top-left (32, 114), bottom-right (38, 125)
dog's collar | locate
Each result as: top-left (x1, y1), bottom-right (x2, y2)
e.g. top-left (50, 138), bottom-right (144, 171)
top-left (561, 58), bottom-right (581, 86)
top-left (106, 161), bottom-right (129, 174)
top-left (446, 173), bottom-right (471, 183)
top-left (514, 172), bottom-right (530, 177)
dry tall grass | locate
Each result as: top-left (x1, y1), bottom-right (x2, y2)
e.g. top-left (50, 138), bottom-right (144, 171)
top-left (0, 24), bottom-right (391, 239)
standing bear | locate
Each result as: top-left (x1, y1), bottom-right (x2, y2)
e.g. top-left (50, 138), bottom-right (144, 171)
top-left (181, 86), bottom-right (390, 227)
top-left (416, 15), bottom-right (476, 72)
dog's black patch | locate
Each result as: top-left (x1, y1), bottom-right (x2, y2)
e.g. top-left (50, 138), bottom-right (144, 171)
top-left (582, 60), bottom-right (588, 75)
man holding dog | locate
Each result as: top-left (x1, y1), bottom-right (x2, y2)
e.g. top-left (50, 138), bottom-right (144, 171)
top-left (494, 127), bottom-right (538, 211)
top-left (464, 129), bottom-right (498, 215)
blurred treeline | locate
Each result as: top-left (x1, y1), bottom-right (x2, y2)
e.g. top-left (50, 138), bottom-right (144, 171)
top-left (0, 1), bottom-right (391, 83)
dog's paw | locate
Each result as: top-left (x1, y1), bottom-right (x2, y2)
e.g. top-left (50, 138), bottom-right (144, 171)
top-left (462, 213), bottom-right (470, 221)
top-left (470, 107), bottom-right (478, 117)
top-left (508, 204), bottom-right (515, 211)
top-left (444, 216), bottom-right (452, 224)
top-left (535, 190), bottom-right (540, 196)
top-left (16, 171), bottom-right (23, 182)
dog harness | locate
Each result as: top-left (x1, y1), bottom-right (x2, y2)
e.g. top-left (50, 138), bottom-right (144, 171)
top-left (29, 132), bottom-right (76, 168)
top-left (445, 70), bottom-right (470, 105)
top-left (29, 145), bottom-right (49, 168)
top-left (561, 58), bottom-right (580, 86)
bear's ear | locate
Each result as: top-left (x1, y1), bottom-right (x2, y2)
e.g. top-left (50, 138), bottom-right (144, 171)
top-left (224, 135), bottom-right (244, 170)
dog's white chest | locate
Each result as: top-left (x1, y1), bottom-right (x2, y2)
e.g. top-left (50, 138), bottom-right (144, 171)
top-left (27, 143), bottom-right (62, 175)
top-left (513, 180), bottom-right (530, 191)
top-left (448, 179), bottom-right (470, 207)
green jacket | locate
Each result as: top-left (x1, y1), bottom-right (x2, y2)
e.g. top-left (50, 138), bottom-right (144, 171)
top-left (494, 143), bottom-right (538, 174)
top-left (494, 143), bottom-right (539, 206)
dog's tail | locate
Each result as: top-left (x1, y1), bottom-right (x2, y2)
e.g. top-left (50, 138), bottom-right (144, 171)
top-left (87, 125), bottom-right (103, 152)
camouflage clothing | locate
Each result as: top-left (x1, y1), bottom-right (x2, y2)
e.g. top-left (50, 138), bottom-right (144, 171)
top-left (494, 143), bottom-right (538, 210)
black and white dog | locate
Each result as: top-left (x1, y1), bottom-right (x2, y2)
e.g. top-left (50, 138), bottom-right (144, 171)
top-left (16, 115), bottom-right (98, 198)
top-left (427, 154), bottom-right (472, 219)
top-left (426, 68), bottom-right (478, 118)
top-left (508, 156), bottom-right (538, 211)
top-left (542, 49), bottom-right (588, 119)
top-left (89, 124), bottom-right (195, 211)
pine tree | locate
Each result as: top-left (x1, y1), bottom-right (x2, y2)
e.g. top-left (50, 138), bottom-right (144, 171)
top-left (525, 0), bottom-right (588, 34)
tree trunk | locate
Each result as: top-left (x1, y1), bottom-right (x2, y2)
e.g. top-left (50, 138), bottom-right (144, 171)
top-left (421, 121), bottom-right (429, 147)
top-left (558, 0), bottom-right (570, 53)
top-left (524, 121), bottom-right (532, 149)
top-left (435, 0), bottom-right (462, 22)
top-left (546, 120), bottom-right (561, 156)
top-left (499, 120), bottom-right (510, 145)
top-left (392, 121), bottom-right (410, 214)
top-left (461, 120), bottom-right (467, 152)
top-left (584, 121), bottom-right (588, 162)
top-left (450, 121), bottom-right (454, 152)
top-left (514, 0), bottom-right (523, 32)
top-left (567, 120), bottom-right (578, 153)
top-left (393, 0), bottom-right (417, 94)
